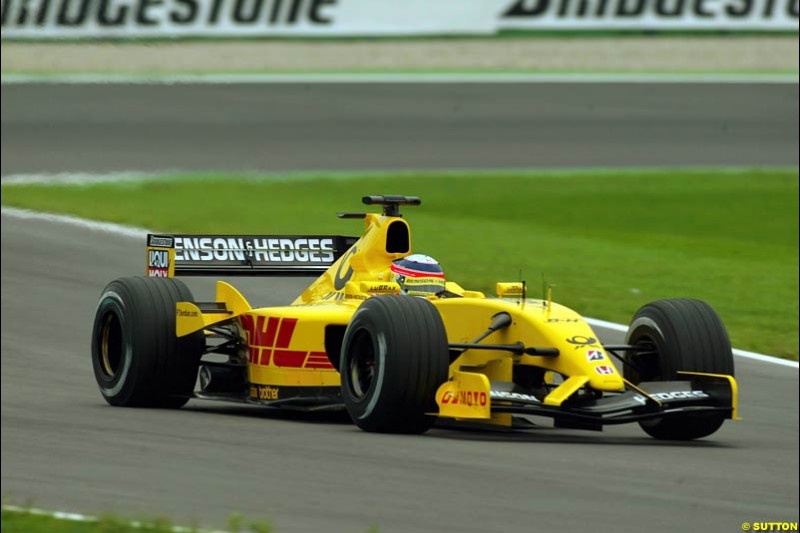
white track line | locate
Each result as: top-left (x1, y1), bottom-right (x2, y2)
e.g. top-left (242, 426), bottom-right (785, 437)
top-left (1, 205), bottom-right (153, 238)
top-left (3, 167), bottom-right (797, 187)
top-left (2, 73), bottom-right (798, 85)
top-left (1, 504), bottom-right (230, 533)
top-left (582, 317), bottom-right (798, 368)
top-left (0, 170), bottom-right (156, 185)
top-left (1, 205), bottom-right (796, 369)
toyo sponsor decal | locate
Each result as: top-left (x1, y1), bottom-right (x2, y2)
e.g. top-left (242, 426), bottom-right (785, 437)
top-left (239, 315), bottom-right (335, 370)
top-left (441, 390), bottom-right (488, 407)
top-left (174, 237), bottom-right (334, 263)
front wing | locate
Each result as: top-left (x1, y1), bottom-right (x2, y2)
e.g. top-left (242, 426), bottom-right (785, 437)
top-left (436, 371), bottom-right (738, 430)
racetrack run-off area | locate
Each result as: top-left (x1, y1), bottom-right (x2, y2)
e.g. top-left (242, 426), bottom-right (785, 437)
top-left (1, 81), bottom-right (798, 533)
top-left (1, 82), bottom-right (798, 176)
top-left (2, 38), bottom-right (798, 75)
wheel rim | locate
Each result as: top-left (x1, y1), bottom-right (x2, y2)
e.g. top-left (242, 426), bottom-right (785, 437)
top-left (100, 312), bottom-right (124, 379)
top-left (347, 329), bottom-right (376, 401)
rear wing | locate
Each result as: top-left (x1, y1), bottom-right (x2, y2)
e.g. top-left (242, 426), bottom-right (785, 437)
top-left (146, 234), bottom-right (358, 277)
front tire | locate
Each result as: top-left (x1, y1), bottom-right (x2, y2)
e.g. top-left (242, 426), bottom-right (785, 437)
top-left (340, 296), bottom-right (449, 434)
top-left (91, 277), bottom-right (204, 408)
top-left (625, 298), bottom-right (734, 440)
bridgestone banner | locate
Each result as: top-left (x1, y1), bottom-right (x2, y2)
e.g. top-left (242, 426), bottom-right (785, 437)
top-left (499, 0), bottom-right (798, 30)
top-left (0, 0), bottom-right (796, 38)
top-left (0, 0), bottom-right (497, 38)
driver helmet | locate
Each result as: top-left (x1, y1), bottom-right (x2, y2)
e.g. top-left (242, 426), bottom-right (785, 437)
top-left (390, 254), bottom-right (446, 296)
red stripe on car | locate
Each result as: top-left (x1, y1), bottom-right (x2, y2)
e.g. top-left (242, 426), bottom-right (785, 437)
top-left (276, 318), bottom-right (297, 348)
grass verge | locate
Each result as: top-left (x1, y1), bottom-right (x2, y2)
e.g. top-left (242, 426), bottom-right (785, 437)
top-left (0, 506), bottom-right (275, 533)
top-left (2, 168), bottom-right (797, 359)
top-left (1, 508), bottom-right (197, 533)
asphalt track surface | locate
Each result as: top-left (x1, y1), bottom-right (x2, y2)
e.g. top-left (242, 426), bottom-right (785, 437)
top-left (1, 83), bottom-right (798, 175)
top-left (1, 83), bottom-right (799, 533)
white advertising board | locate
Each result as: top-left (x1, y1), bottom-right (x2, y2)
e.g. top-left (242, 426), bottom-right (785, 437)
top-left (497, 0), bottom-right (798, 30)
top-left (1, 0), bottom-right (796, 38)
top-left (0, 0), bottom-right (496, 39)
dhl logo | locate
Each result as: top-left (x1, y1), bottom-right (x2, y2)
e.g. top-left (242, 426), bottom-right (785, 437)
top-left (239, 315), bottom-right (334, 370)
top-left (441, 390), bottom-right (488, 407)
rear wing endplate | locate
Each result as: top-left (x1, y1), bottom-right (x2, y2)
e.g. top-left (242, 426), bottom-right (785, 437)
top-left (146, 234), bottom-right (358, 277)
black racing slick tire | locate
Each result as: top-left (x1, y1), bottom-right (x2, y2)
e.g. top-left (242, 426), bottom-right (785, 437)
top-left (624, 298), bottom-right (734, 441)
top-left (340, 296), bottom-right (450, 434)
top-left (91, 277), bottom-right (204, 408)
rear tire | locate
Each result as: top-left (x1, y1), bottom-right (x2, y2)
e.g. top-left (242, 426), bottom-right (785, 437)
top-left (340, 296), bottom-right (449, 434)
top-left (625, 298), bottom-right (734, 440)
top-left (91, 277), bottom-right (204, 408)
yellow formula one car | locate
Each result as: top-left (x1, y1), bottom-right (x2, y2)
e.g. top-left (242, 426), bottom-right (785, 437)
top-left (91, 195), bottom-right (738, 440)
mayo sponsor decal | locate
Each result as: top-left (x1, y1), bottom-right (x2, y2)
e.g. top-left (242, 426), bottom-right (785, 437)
top-left (441, 389), bottom-right (488, 407)
top-left (437, 374), bottom-right (492, 419)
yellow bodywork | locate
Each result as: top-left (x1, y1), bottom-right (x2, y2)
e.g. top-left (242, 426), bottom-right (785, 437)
top-left (174, 213), bottom-right (413, 392)
top-left (167, 209), bottom-right (736, 424)
top-left (678, 371), bottom-right (741, 420)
